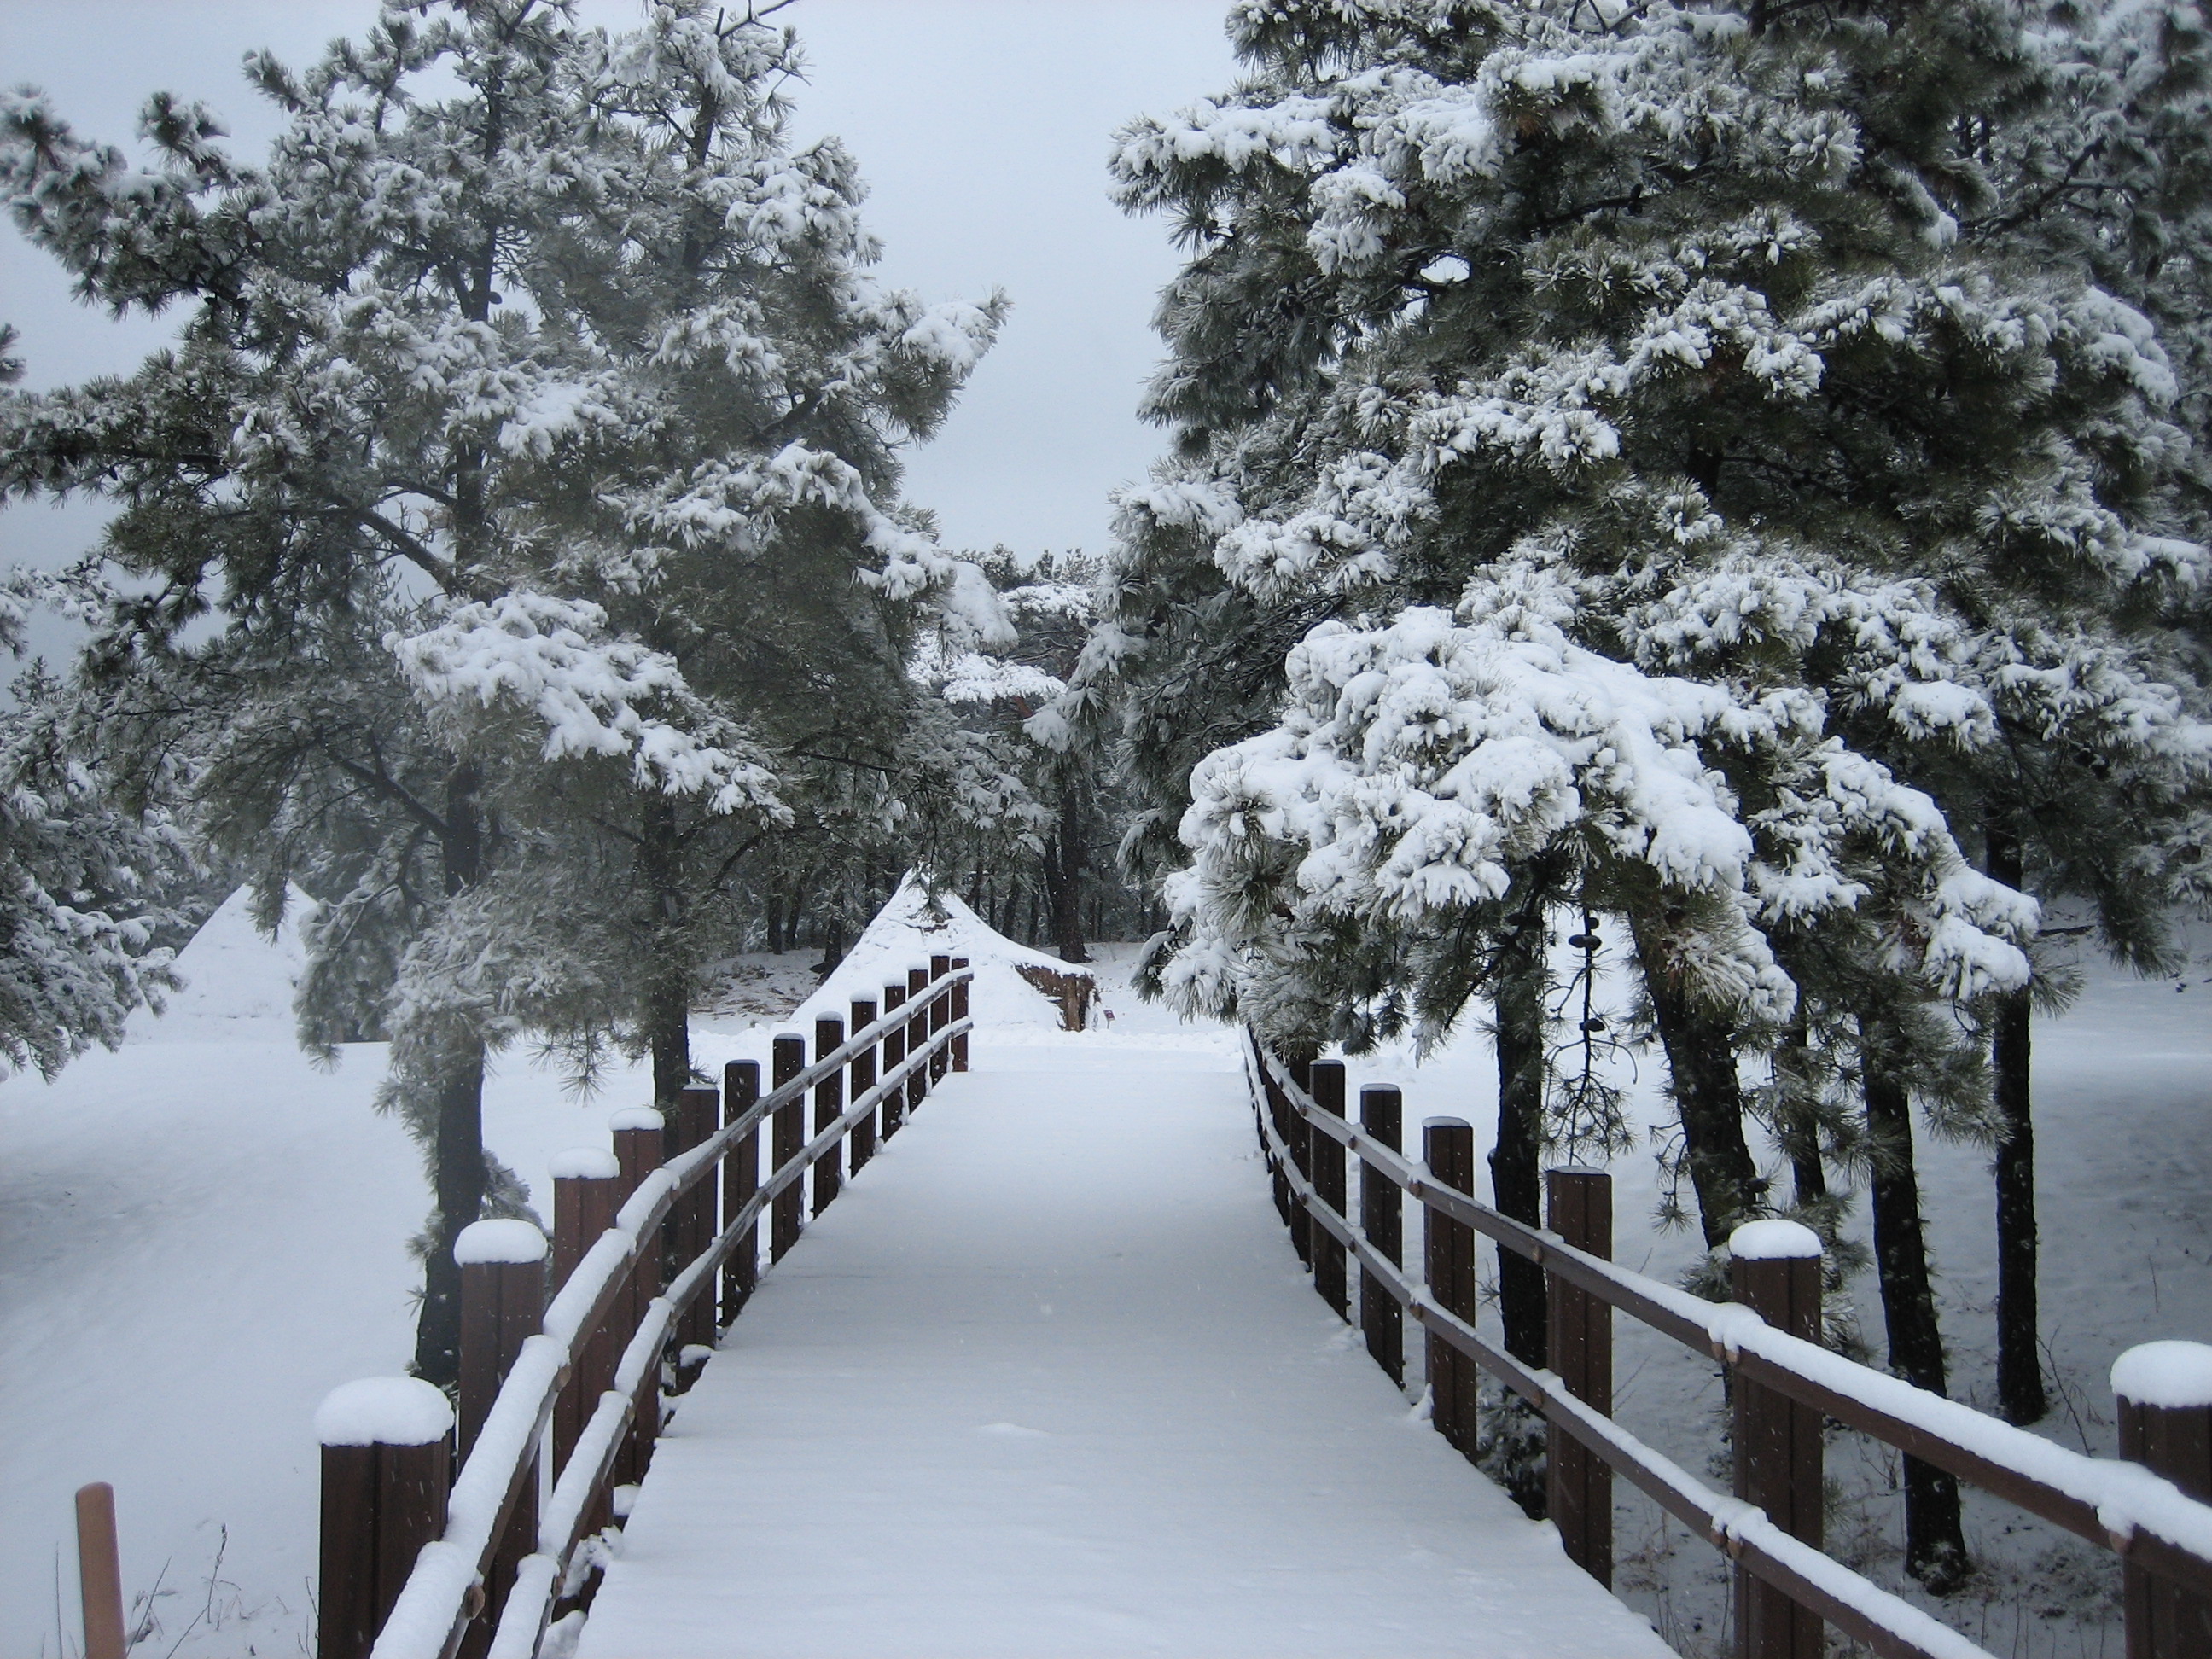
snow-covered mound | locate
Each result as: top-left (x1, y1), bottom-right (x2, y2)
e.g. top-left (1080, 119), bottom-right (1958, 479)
top-left (792, 875), bottom-right (1089, 1034)
top-left (130, 883), bottom-right (314, 1039)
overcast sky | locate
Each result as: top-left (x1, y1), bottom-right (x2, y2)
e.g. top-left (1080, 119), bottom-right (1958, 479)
top-left (0, 0), bottom-right (1237, 592)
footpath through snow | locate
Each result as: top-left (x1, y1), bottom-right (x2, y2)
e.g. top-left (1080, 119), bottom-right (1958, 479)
top-left (575, 1011), bottom-right (1671, 1659)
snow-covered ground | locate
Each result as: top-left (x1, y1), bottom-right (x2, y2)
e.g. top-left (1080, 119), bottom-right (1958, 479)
top-left (3, 893), bottom-right (2204, 1656)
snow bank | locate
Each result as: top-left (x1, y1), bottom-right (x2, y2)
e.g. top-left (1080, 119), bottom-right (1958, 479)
top-left (131, 883), bottom-right (312, 1039)
top-left (1728, 1218), bottom-right (1823, 1260)
top-left (2113, 1341), bottom-right (2212, 1409)
top-left (315, 1377), bottom-right (453, 1447)
top-left (790, 874), bottom-right (1088, 1035)
top-left (454, 1219), bottom-right (548, 1266)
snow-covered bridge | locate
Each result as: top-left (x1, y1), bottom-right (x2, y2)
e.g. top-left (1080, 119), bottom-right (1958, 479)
top-left (572, 1019), bottom-right (1664, 1659)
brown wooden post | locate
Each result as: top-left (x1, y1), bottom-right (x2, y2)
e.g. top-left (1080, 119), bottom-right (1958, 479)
top-left (905, 965), bottom-right (930, 1117)
top-left (1359, 1085), bottom-right (1405, 1388)
top-left (880, 983), bottom-right (909, 1138)
top-left (812, 1016), bottom-right (846, 1215)
top-left (1545, 1168), bottom-right (1614, 1586)
top-left (1729, 1219), bottom-right (1825, 1659)
top-left (2116, 1341), bottom-right (2212, 1659)
top-left (849, 999), bottom-right (880, 1173)
top-left (1260, 1048), bottom-right (1292, 1228)
top-left (550, 1148), bottom-right (619, 1477)
top-left (317, 1377), bottom-right (453, 1659)
top-left (721, 1061), bottom-right (760, 1320)
top-left (610, 1108), bottom-right (663, 1490)
top-left (950, 957), bottom-right (970, 1071)
top-left (1310, 1059), bottom-right (1349, 1320)
top-left (74, 1482), bottom-right (125, 1659)
top-left (929, 953), bottom-right (952, 1080)
top-left (672, 1086), bottom-right (719, 1354)
top-left (1423, 1117), bottom-right (1479, 1462)
top-left (454, 1219), bottom-right (545, 1657)
top-left (771, 1034), bottom-right (806, 1261)
top-left (1286, 1058), bottom-right (1314, 1267)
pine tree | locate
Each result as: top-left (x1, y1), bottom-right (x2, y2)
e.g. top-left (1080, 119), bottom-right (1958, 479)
top-left (1069, 0), bottom-right (2212, 1585)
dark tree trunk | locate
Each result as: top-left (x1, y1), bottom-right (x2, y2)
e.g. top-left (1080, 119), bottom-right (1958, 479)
top-left (1777, 1015), bottom-right (1828, 1206)
top-left (1045, 782), bottom-right (1091, 963)
top-left (414, 761), bottom-right (489, 1387)
top-left (1627, 909), bottom-right (1761, 1247)
top-left (640, 795), bottom-right (691, 1112)
top-left (1986, 823), bottom-right (2046, 1425)
top-left (1492, 893), bottom-right (1547, 1370)
top-left (1864, 1049), bottom-right (1970, 1591)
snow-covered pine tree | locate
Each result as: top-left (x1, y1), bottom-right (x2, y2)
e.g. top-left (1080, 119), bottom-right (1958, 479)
top-left (0, 0), bottom-right (1007, 1382)
top-left (1070, 0), bottom-right (2212, 1584)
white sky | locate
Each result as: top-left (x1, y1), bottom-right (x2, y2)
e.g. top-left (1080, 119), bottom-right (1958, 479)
top-left (0, 0), bottom-right (1237, 589)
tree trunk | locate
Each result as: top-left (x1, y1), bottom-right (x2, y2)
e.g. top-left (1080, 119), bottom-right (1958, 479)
top-left (1864, 1047), bottom-right (1970, 1592)
top-left (1986, 823), bottom-right (2046, 1425)
top-left (1627, 909), bottom-right (1761, 1247)
top-left (1491, 894), bottom-right (1547, 1371)
top-left (640, 795), bottom-right (692, 1112)
top-left (1777, 1015), bottom-right (1828, 1207)
top-left (1046, 781), bottom-right (1091, 963)
top-left (414, 760), bottom-right (489, 1387)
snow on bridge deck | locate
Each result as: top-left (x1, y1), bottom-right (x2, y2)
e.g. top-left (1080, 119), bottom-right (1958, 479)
top-left (576, 1024), bottom-right (1672, 1659)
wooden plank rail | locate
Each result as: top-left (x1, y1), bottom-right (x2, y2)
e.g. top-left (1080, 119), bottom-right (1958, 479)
top-left (319, 960), bottom-right (973, 1659)
top-left (1243, 1033), bottom-right (2212, 1659)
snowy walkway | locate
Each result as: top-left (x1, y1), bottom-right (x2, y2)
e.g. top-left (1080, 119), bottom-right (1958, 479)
top-left (576, 1030), bottom-right (1671, 1658)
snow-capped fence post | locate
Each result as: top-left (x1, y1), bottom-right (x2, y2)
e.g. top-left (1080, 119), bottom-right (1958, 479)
top-left (550, 1147), bottom-right (620, 1484)
top-left (316, 1378), bottom-right (453, 1659)
top-left (1359, 1085), bottom-right (1405, 1388)
top-left (905, 966), bottom-right (930, 1117)
top-left (812, 1016), bottom-right (846, 1215)
top-left (1286, 1059), bottom-right (1313, 1267)
top-left (950, 958), bottom-right (970, 1071)
top-left (723, 1061), bottom-right (760, 1318)
top-left (929, 954), bottom-right (952, 1080)
top-left (454, 1220), bottom-right (545, 1658)
top-left (1260, 1049), bottom-right (1292, 1229)
top-left (1423, 1117), bottom-right (1479, 1461)
top-left (880, 983), bottom-right (909, 1138)
top-left (771, 1035), bottom-right (806, 1261)
top-left (1728, 1220), bottom-right (1825, 1659)
top-left (849, 999), bottom-right (880, 1173)
top-left (1309, 1060), bottom-right (1349, 1321)
top-left (2114, 1342), bottom-right (2212, 1658)
top-left (673, 1086), bottom-right (719, 1356)
top-left (611, 1108), bottom-right (663, 1489)
top-left (73, 1481), bottom-right (125, 1659)
top-left (1544, 1169), bottom-right (1613, 1587)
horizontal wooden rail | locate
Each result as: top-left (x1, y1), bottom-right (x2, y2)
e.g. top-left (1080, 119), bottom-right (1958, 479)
top-left (357, 963), bottom-right (973, 1659)
top-left (1246, 1033), bottom-right (2212, 1659)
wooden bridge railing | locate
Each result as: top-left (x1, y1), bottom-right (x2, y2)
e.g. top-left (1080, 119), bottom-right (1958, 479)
top-left (317, 957), bottom-right (974, 1659)
top-left (1246, 1033), bottom-right (2212, 1659)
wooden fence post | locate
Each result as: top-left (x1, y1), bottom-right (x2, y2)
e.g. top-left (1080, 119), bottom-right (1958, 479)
top-left (1545, 1168), bottom-right (1614, 1586)
top-left (2115, 1341), bottom-right (2212, 1659)
top-left (610, 1108), bottom-right (663, 1491)
top-left (1729, 1219), bottom-right (1825, 1659)
top-left (771, 1035), bottom-right (806, 1261)
top-left (455, 1219), bottom-right (545, 1657)
top-left (881, 983), bottom-right (909, 1138)
top-left (905, 966), bottom-right (930, 1117)
top-left (74, 1482), bottom-right (125, 1659)
top-left (950, 957), bottom-right (970, 1071)
top-left (813, 1016), bottom-right (845, 1215)
top-left (1260, 1047), bottom-right (1292, 1229)
top-left (929, 953), bottom-right (952, 1080)
top-left (672, 1086), bottom-right (719, 1355)
top-left (1286, 1058), bottom-right (1313, 1268)
top-left (1423, 1117), bottom-right (1479, 1462)
top-left (1310, 1059), bottom-right (1349, 1320)
top-left (722, 1061), bottom-right (760, 1320)
top-left (317, 1377), bottom-right (453, 1659)
top-left (550, 1147), bottom-right (619, 1483)
top-left (1360, 1085), bottom-right (1405, 1388)
top-left (848, 999), bottom-right (880, 1173)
